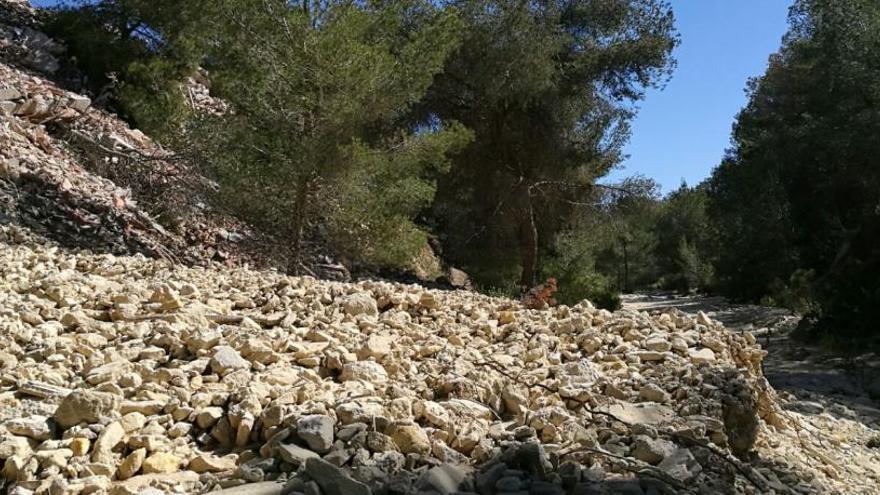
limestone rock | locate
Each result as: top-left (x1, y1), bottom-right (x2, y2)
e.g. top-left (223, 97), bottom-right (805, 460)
top-left (631, 435), bottom-right (675, 465)
top-left (92, 421), bottom-right (124, 463)
top-left (211, 346), bottom-right (250, 375)
top-left (296, 415), bottom-right (334, 454)
top-left (4, 416), bottom-right (53, 440)
top-left (142, 452), bottom-right (182, 474)
top-left (689, 348), bottom-right (716, 365)
top-left (189, 454), bottom-right (236, 473)
top-left (53, 390), bottom-right (120, 429)
top-left (340, 361), bottom-right (388, 384)
top-left (341, 292), bottom-right (378, 317)
top-left (276, 443), bottom-right (319, 466)
top-left (118, 448), bottom-right (146, 480)
top-left (639, 384), bottom-right (670, 404)
top-left (388, 423), bottom-right (431, 455)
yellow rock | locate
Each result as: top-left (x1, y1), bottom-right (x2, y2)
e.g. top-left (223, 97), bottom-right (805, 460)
top-left (117, 448), bottom-right (146, 480)
top-left (188, 454), bottom-right (236, 473)
top-left (70, 438), bottom-right (90, 457)
top-left (388, 423), bottom-right (431, 455)
top-left (498, 311), bottom-right (516, 325)
top-left (141, 452), bottom-right (181, 474)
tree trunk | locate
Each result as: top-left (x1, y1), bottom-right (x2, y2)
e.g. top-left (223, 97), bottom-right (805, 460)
top-left (289, 175), bottom-right (311, 270)
top-left (519, 193), bottom-right (539, 290)
top-left (622, 238), bottom-right (630, 293)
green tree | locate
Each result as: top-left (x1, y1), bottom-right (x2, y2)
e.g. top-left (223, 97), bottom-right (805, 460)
top-left (45, 0), bottom-right (209, 136)
top-left (541, 176), bottom-right (661, 308)
top-left (182, 0), bottom-right (469, 269)
top-left (654, 183), bottom-right (716, 291)
top-left (424, 0), bottom-right (678, 290)
top-left (709, 0), bottom-right (880, 344)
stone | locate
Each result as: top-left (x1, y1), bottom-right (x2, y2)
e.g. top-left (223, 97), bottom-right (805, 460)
top-left (0, 436), bottom-right (33, 459)
top-left (5, 416), bottom-right (53, 440)
top-left (196, 407), bottom-right (224, 429)
top-left (141, 452), bottom-right (182, 474)
top-left (645, 336), bottom-right (672, 352)
top-left (276, 443), bottom-right (319, 466)
top-left (657, 448), bottom-right (702, 483)
top-left (358, 334), bottom-right (392, 360)
top-left (210, 481), bottom-right (285, 495)
top-left (688, 348), bottom-right (716, 365)
top-left (784, 400), bottom-right (824, 415)
top-left (120, 412), bottom-right (147, 433)
top-left (70, 437), bottom-right (90, 456)
top-left (639, 384), bottom-right (670, 403)
top-left (514, 442), bottom-right (551, 477)
top-left (341, 292), bottom-right (378, 317)
top-left (0, 87), bottom-right (21, 101)
top-left (91, 421), bottom-right (124, 463)
top-left (631, 435), bottom-right (675, 465)
top-left (188, 454), bottom-right (237, 473)
top-left (117, 448), bottom-right (146, 480)
top-left (211, 346), bottom-right (250, 375)
top-left (340, 361), bottom-right (388, 384)
top-left (0, 179), bottom-right (852, 494)
top-left (388, 423), bottom-right (431, 455)
top-left (304, 457), bottom-right (372, 495)
top-left (416, 463), bottom-right (471, 494)
top-left (416, 400), bottom-right (451, 427)
top-left (296, 414), bottom-right (334, 454)
top-left (68, 95), bottom-right (91, 112)
top-left (53, 390), bottom-right (120, 429)
top-left (366, 431), bottom-right (399, 452)
top-left (120, 400), bottom-right (164, 416)
top-left (598, 401), bottom-right (675, 426)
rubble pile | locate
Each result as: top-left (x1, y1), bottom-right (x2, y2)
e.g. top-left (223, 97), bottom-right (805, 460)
top-left (0, 3), bottom-right (279, 270)
top-left (0, 228), bottom-right (877, 495)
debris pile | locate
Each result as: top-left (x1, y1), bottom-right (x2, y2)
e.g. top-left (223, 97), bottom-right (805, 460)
top-left (0, 228), bottom-right (877, 495)
top-left (0, 20), bottom-right (278, 270)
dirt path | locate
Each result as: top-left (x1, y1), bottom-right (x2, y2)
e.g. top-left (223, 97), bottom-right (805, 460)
top-left (623, 293), bottom-right (880, 429)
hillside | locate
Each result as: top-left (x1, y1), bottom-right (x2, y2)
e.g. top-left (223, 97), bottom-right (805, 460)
top-left (1, 1), bottom-right (879, 495)
top-left (1, 0), bottom-right (303, 276)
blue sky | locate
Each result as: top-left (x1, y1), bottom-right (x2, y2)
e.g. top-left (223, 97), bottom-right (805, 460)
top-left (30, 0), bottom-right (791, 194)
top-left (606, 0), bottom-right (794, 193)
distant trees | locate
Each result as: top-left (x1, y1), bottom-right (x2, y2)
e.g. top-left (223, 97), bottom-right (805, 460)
top-left (655, 183), bottom-right (716, 292)
top-left (424, 0), bottom-right (678, 290)
top-left (708, 0), bottom-right (880, 344)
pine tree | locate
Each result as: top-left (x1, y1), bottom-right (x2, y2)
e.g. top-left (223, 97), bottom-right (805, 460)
top-left (424, 0), bottom-right (677, 290)
top-left (183, 0), bottom-right (469, 269)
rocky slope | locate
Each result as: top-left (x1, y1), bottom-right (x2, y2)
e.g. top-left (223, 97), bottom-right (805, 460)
top-left (0, 225), bottom-right (878, 495)
top-left (0, 0), bottom-right (294, 274)
top-left (1, 1), bottom-right (879, 494)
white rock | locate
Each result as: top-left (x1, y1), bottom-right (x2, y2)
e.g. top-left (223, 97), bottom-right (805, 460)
top-left (688, 348), bottom-right (716, 365)
top-left (340, 361), bottom-right (388, 384)
top-left (210, 346), bottom-right (250, 375)
top-left (341, 292), bottom-right (378, 317)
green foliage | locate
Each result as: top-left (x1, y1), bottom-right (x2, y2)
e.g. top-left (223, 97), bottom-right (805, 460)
top-left (329, 124), bottom-right (473, 268)
top-left (426, 0), bottom-right (678, 289)
top-left (180, 0), bottom-right (466, 270)
top-left (44, 0), bottom-right (206, 136)
top-left (761, 269), bottom-right (819, 315)
top-left (654, 183), bottom-right (716, 292)
top-left (542, 228), bottom-right (620, 310)
top-left (675, 238), bottom-right (714, 292)
top-left (708, 0), bottom-right (880, 343)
